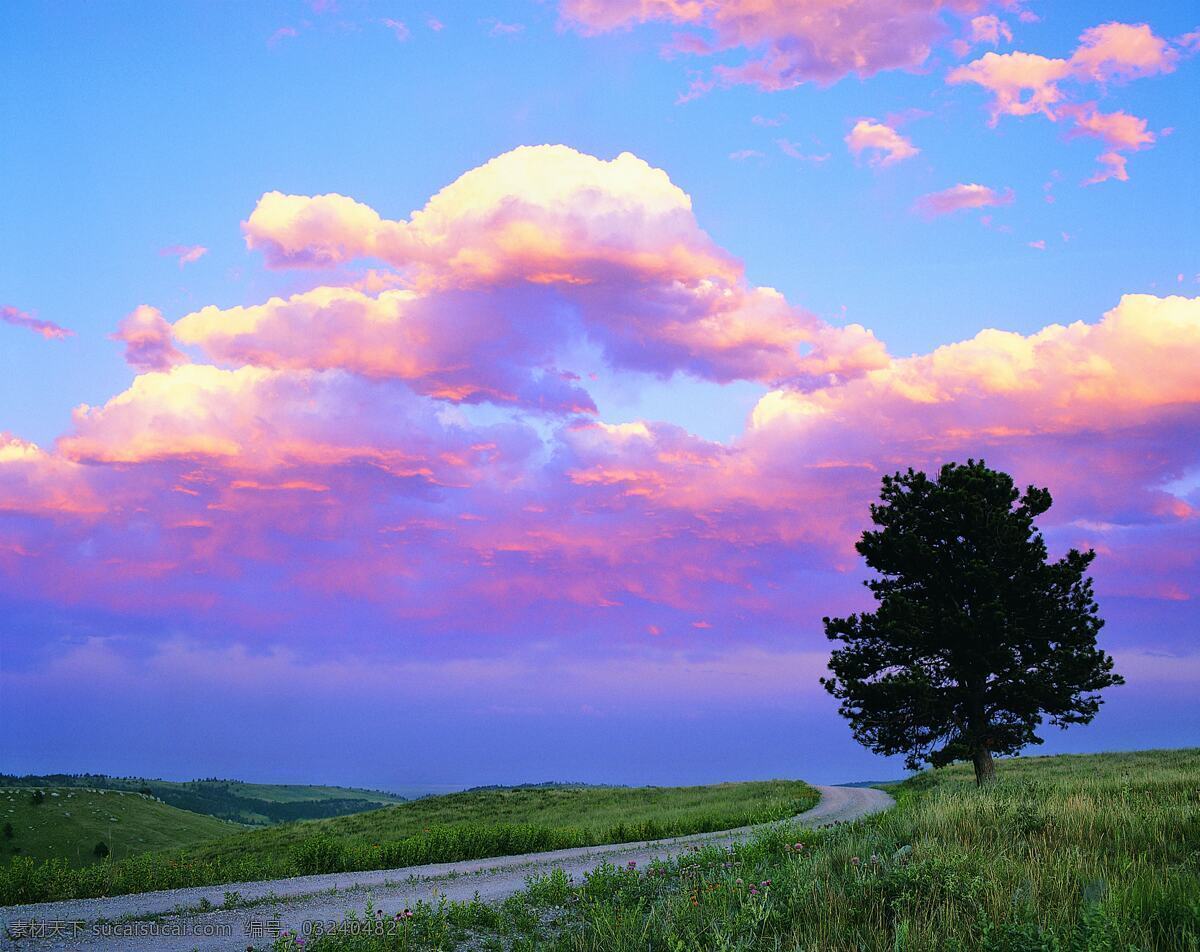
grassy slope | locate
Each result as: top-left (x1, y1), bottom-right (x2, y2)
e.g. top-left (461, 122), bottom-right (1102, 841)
top-left (0, 780), bottom-right (817, 904)
top-left (275, 748), bottom-right (1200, 952)
top-left (1, 776), bottom-right (407, 826)
top-left (184, 781), bottom-right (816, 866)
top-left (0, 787), bottom-right (236, 868)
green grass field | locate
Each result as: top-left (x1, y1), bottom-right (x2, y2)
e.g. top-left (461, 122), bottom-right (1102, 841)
top-left (0, 787), bottom-right (236, 868)
top-left (0, 780), bottom-right (817, 905)
top-left (267, 748), bottom-right (1200, 952)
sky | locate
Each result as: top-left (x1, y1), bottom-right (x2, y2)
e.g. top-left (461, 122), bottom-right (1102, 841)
top-left (1, 0), bottom-right (1198, 790)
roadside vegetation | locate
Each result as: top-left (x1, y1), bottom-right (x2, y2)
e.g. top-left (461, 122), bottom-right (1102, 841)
top-left (0, 787), bottom-right (234, 868)
top-left (269, 749), bottom-right (1199, 952)
top-left (0, 780), bottom-right (816, 905)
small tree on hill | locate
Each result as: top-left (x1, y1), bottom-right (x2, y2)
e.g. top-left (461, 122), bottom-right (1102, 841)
top-left (821, 460), bottom-right (1123, 786)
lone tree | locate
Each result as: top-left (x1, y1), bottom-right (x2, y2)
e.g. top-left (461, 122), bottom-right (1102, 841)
top-left (821, 460), bottom-right (1122, 785)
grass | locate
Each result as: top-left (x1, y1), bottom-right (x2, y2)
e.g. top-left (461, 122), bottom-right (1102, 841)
top-left (266, 748), bottom-right (1200, 952)
top-left (0, 780), bottom-right (816, 905)
top-left (0, 787), bottom-right (235, 868)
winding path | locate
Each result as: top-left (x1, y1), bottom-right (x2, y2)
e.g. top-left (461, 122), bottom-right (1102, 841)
top-left (0, 785), bottom-right (893, 951)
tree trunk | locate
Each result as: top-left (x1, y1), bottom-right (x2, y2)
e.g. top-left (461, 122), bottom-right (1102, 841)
top-left (972, 747), bottom-right (996, 786)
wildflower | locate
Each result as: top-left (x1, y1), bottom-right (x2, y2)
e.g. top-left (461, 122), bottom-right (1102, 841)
top-left (850, 856), bottom-right (860, 866)
top-left (736, 878), bottom-right (743, 885)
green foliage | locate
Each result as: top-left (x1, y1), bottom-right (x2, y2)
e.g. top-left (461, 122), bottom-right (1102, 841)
top-left (0, 780), bottom-right (817, 904)
top-left (822, 460), bottom-right (1123, 782)
top-left (92, 840), bottom-right (109, 859)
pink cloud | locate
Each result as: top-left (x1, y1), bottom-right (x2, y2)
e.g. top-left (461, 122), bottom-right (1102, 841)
top-left (948, 20), bottom-right (1188, 182)
top-left (239, 146), bottom-right (887, 392)
top-left (381, 18), bottom-right (410, 41)
top-left (111, 305), bottom-right (189, 372)
top-left (2, 147), bottom-right (1198, 733)
top-left (1068, 22), bottom-right (1179, 83)
top-left (559, 0), bottom-right (1011, 91)
top-left (913, 183), bottom-right (1014, 218)
top-left (1, 305), bottom-right (73, 340)
top-left (844, 119), bottom-right (919, 167)
top-left (267, 26), bottom-right (299, 47)
top-left (729, 149), bottom-right (764, 160)
top-left (158, 244), bottom-right (208, 267)
top-left (969, 14), bottom-right (1012, 47)
top-left (776, 140), bottom-right (830, 162)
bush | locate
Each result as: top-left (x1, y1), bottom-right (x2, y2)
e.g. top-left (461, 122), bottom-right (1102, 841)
top-left (93, 841), bottom-right (110, 859)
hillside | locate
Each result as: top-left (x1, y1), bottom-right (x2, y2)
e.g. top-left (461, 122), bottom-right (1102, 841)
top-left (0, 779), bottom-right (818, 903)
top-left (1, 787), bottom-right (236, 868)
top-left (404, 747), bottom-right (1196, 952)
top-left (0, 774), bottom-right (406, 826)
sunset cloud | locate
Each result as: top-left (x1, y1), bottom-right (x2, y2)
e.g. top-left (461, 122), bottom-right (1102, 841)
top-left (239, 146), bottom-right (888, 391)
top-left (559, 0), bottom-right (1009, 90)
top-left (113, 305), bottom-right (189, 372)
top-left (844, 119), bottom-right (919, 167)
top-left (2, 146), bottom-right (1198, 761)
top-left (948, 20), bottom-right (1188, 182)
top-left (913, 183), bottom-right (1014, 218)
top-left (158, 244), bottom-right (208, 267)
top-left (1, 305), bottom-right (73, 341)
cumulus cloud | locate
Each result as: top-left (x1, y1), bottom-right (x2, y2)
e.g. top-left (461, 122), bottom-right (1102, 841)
top-left (948, 20), bottom-right (1189, 182)
top-left (239, 145), bottom-right (887, 394)
top-left (1, 305), bottom-right (73, 340)
top-left (2, 147), bottom-right (1197, 736)
top-left (913, 183), bottom-right (1014, 218)
top-left (113, 305), bottom-right (189, 372)
top-left (844, 119), bottom-right (919, 167)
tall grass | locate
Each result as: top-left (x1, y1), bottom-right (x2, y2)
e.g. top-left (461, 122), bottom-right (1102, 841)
top-left (0, 781), bottom-right (816, 905)
top-left (271, 748), bottom-right (1200, 951)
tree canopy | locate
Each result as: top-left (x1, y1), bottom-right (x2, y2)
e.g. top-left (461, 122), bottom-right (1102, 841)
top-left (821, 460), bottom-right (1123, 784)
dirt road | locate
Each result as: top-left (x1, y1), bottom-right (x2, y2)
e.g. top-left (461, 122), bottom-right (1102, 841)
top-left (0, 784), bottom-right (893, 951)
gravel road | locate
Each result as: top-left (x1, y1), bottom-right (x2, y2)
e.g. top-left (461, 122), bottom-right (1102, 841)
top-left (1, 785), bottom-right (893, 951)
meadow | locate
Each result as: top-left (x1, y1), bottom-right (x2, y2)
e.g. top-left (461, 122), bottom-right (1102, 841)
top-left (0, 787), bottom-right (234, 868)
top-left (267, 748), bottom-right (1200, 952)
top-left (0, 780), bottom-right (816, 905)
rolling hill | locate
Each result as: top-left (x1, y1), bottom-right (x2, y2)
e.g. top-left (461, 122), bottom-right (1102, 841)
top-left (0, 774), bottom-right (406, 826)
top-left (1, 786), bottom-right (236, 868)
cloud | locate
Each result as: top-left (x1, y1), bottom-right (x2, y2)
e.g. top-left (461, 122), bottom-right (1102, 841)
top-left (948, 21), bottom-right (1188, 182)
top-left (844, 119), bottom-right (919, 167)
top-left (776, 140), bottom-right (830, 162)
top-left (559, 0), bottom-right (1011, 91)
top-left (2, 146), bottom-right (1198, 750)
top-left (239, 145), bottom-right (886, 393)
top-left (267, 26), bottom-right (299, 47)
top-left (969, 14), bottom-right (1012, 47)
top-left (111, 305), bottom-right (190, 372)
top-left (1, 305), bottom-right (73, 340)
top-left (729, 149), bottom-right (765, 160)
top-left (381, 18), bottom-right (410, 41)
top-left (913, 183), bottom-right (1014, 218)
top-left (158, 244), bottom-right (208, 267)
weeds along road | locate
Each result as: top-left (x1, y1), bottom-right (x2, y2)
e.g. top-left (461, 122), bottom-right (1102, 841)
top-left (0, 785), bottom-right (893, 952)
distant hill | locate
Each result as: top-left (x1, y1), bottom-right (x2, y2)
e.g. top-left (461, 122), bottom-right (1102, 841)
top-left (461, 781), bottom-right (625, 793)
top-left (1, 785), bottom-right (235, 867)
top-left (0, 774), bottom-right (406, 826)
